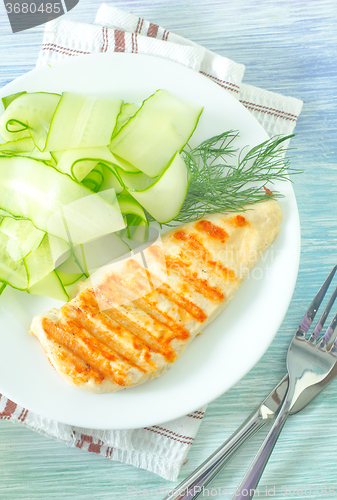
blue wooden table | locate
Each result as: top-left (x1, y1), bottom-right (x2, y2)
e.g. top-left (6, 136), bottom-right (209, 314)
top-left (0, 1), bottom-right (337, 498)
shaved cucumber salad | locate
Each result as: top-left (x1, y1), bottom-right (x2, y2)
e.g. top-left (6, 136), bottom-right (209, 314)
top-left (0, 89), bottom-right (203, 300)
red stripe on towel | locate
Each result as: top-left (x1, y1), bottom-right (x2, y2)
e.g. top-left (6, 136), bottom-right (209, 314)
top-left (144, 426), bottom-right (194, 445)
top-left (147, 23), bottom-right (159, 38)
top-left (42, 43), bottom-right (90, 57)
top-left (114, 30), bottom-right (126, 52)
top-left (240, 100), bottom-right (298, 122)
top-left (0, 399), bottom-right (17, 419)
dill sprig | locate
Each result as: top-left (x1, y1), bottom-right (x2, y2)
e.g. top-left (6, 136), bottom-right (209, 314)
top-left (169, 131), bottom-right (300, 224)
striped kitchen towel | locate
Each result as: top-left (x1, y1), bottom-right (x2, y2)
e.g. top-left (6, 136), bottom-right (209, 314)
top-left (2, 4), bottom-right (303, 482)
top-left (0, 393), bottom-right (205, 481)
top-left (37, 3), bottom-right (303, 138)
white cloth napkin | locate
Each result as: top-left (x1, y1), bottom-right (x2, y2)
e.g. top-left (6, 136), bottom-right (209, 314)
top-left (37, 3), bottom-right (303, 138)
top-left (1, 4), bottom-right (303, 481)
top-left (0, 394), bottom-right (205, 480)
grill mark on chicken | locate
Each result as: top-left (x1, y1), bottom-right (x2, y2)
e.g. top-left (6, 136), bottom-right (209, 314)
top-left (227, 214), bottom-right (249, 227)
top-left (98, 310), bottom-right (155, 368)
top-left (61, 302), bottom-right (154, 373)
top-left (84, 278), bottom-right (192, 347)
top-left (133, 297), bottom-right (191, 332)
top-left (194, 220), bottom-right (229, 242)
top-left (117, 249), bottom-right (210, 322)
top-left (158, 284), bottom-right (207, 322)
top-left (93, 268), bottom-right (154, 307)
top-left (49, 340), bottom-right (104, 385)
top-left (92, 259), bottom-right (207, 324)
top-left (93, 266), bottom-right (152, 309)
top-left (41, 317), bottom-right (129, 386)
top-left (81, 288), bottom-right (176, 361)
top-left (172, 230), bottom-right (237, 281)
top-left (102, 308), bottom-right (177, 363)
top-left (122, 302), bottom-right (190, 342)
top-left (84, 273), bottom-right (191, 340)
top-left (164, 256), bottom-right (224, 302)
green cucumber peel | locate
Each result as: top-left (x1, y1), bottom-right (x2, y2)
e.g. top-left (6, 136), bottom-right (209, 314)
top-left (117, 192), bottom-right (148, 223)
top-left (56, 269), bottom-right (84, 287)
top-left (115, 168), bottom-right (153, 191)
top-left (0, 147), bottom-right (52, 162)
top-left (24, 233), bottom-right (69, 287)
top-left (111, 102), bottom-right (140, 139)
top-left (0, 217), bottom-right (45, 262)
top-left (0, 92), bottom-right (61, 151)
top-left (0, 137), bottom-right (36, 152)
top-left (45, 92), bottom-right (123, 152)
top-left (109, 89), bottom-right (203, 178)
top-left (97, 164), bottom-right (124, 194)
top-left (2, 91), bottom-right (27, 110)
top-left (81, 165), bottom-right (104, 192)
top-left (56, 146), bottom-right (118, 183)
top-left (28, 270), bottom-right (69, 301)
top-left (107, 152), bottom-right (140, 173)
top-left (126, 151), bottom-right (189, 223)
top-left (56, 232), bottom-right (130, 277)
top-left (5, 119), bottom-right (29, 134)
top-left (65, 276), bottom-right (84, 299)
top-left (120, 215), bottom-right (149, 244)
top-left (0, 156), bottom-right (125, 244)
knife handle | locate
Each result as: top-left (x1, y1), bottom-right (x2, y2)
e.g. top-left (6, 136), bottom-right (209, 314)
top-left (162, 406), bottom-right (270, 500)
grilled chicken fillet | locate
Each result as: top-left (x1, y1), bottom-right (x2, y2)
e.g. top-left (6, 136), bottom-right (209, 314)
top-left (30, 200), bottom-right (282, 393)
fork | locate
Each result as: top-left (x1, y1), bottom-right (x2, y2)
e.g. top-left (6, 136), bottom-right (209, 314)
top-left (162, 267), bottom-right (337, 500)
top-left (233, 265), bottom-right (337, 499)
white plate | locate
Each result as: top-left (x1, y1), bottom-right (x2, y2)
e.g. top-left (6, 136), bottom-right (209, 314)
top-left (0, 54), bottom-right (300, 429)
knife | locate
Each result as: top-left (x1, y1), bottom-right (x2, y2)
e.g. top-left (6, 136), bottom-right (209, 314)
top-left (163, 363), bottom-right (337, 500)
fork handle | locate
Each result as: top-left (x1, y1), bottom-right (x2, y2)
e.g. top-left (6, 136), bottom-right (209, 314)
top-left (232, 399), bottom-right (292, 500)
top-left (162, 407), bottom-right (268, 500)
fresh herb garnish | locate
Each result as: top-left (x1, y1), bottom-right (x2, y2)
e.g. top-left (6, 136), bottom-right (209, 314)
top-left (169, 131), bottom-right (300, 224)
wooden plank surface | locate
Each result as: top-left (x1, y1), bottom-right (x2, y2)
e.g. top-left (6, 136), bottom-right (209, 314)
top-left (0, 0), bottom-right (337, 498)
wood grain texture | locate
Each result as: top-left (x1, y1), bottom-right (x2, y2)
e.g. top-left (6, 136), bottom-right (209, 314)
top-left (0, 0), bottom-right (337, 498)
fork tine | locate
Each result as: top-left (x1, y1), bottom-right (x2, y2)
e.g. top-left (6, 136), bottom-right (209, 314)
top-left (309, 284), bottom-right (337, 343)
top-left (330, 329), bottom-right (337, 355)
top-left (319, 311), bottom-right (337, 350)
top-left (296, 265), bottom-right (337, 339)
